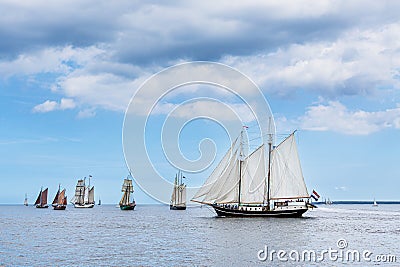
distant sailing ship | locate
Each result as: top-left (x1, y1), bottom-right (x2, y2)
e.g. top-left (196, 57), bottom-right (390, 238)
top-left (71, 176), bottom-right (95, 208)
top-left (170, 171), bottom-right (186, 210)
top-left (192, 129), bottom-right (313, 217)
top-left (373, 198), bottom-right (378, 207)
top-left (34, 187), bottom-right (49, 208)
top-left (325, 198), bottom-right (333, 205)
top-left (52, 184), bottom-right (67, 210)
top-left (98, 197), bottom-right (101, 205)
top-left (24, 193), bottom-right (28, 206)
top-left (119, 176), bottom-right (136, 210)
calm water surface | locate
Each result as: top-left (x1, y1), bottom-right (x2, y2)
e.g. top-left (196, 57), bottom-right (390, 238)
top-left (0, 204), bottom-right (399, 266)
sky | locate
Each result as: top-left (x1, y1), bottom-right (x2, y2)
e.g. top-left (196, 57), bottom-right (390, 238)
top-left (1, 0), bottom-right (400, 204)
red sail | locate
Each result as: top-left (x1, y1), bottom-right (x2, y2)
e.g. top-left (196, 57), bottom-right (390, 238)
top-left (58, 189), bottom-right (66, 205)
top-left (41, 188), bottom-right (48, 205)
top-left (62, 196), bottom-right (67, 205)
top-left (52, 189), bottom-right (60, 205)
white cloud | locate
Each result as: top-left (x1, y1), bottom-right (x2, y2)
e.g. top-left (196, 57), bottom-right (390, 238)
top-left (77, 108), bottom-right (96, 119)
top-left (32, 98), bottom-right (76, 113)
top-left (299, 101), bottom-right (400, 135)
top-left (335, 186), bottom-right (348, 191)
top-left (223, 22), bottom-right (400, 97)
top-left (155, 100), bottom-right (256, 123)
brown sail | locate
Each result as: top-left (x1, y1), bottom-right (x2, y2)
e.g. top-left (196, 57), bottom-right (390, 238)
top-left (34, 191), bottom-right (41, 205)
top-left (52, 188), bottom-right (60, 205)
top-left (41, 188), bottom-right (48, 205)
top-left (35, 187), bottom-right (49, 208)
top-left (53, 187), bottom-right (67, 210)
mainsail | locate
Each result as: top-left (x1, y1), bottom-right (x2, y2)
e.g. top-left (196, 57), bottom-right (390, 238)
top-left (269, 133), bottom-right (309, 200)
top-left (58, 189), bottom-right (67, 205)
top-left (240, 144), bottom-right (266, 204)
top-left (192, 131), bottom-right (308, 206)
top-left (88, 186), bottom-right (95, 204)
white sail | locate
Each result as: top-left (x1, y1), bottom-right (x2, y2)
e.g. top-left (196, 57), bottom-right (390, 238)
top-left (269, 133), bottom-right (309, 200)
top-left (192, 138), bottom-right (238, 203)
top-left (180, 185), bottom-right (186, 205)
top-left (88, 186), bottom-right (95, 204)
top-left (72, 179), bottom-right (85, 204)
top-left (200, 149), bottom-right (240, 204)
top-left (240, 144), bottom-right (267, 204)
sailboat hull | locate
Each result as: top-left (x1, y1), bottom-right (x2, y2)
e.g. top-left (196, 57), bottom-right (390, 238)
top-left (170, 205), bottom-right (186, 210)
top-left (53, 205), bottom-right (66, 210)
top-left (35, 204), bottom-right (49, 209)
top-left (120, 204), bottom-right (136, 210)
top-left (73, 203), bottom-right (95, 208)
top-left (212, 205), bottom-right (307, 217)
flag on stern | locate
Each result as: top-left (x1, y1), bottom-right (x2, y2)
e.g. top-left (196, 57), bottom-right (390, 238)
top-left (311, 190), bottom-right (320, 201)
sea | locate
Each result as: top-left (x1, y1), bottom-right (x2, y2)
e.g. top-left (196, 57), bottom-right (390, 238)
top-left (0, 204), bottom-right (399, 266)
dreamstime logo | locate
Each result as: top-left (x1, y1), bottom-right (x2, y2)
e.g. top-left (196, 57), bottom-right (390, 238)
top-left (122, 61), bottom-right (275, 203)
top-left (257, 238), bottom-right (397, 263)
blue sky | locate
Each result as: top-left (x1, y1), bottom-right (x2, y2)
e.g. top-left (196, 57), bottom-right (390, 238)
top-left (1, 1), bottom-right (400, 204)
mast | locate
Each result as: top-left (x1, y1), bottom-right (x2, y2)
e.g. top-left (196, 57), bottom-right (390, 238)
top-left (266, 117), bottom-right (273, 209)
top-left (238, 129), bottom-right (244, 206)
top-left (177, 171), bottom-right (180, 206)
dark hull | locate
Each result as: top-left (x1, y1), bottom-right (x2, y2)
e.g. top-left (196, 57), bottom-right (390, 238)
top-left (53, 205), bottom-right (66, 210)
top-left (212, 205), bottom-right (307, 217)
top-left (35, 204), bottom-right (48, 209)
top-left (120, 204), bottom-right (136, 210)
top-left (170, 205), bottom-right (186, 210)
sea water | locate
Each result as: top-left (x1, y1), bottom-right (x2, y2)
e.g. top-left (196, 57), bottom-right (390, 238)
top-left (0, 204), bottom-right (399, 266)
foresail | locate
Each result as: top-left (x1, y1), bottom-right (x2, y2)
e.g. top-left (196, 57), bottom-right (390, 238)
top-left (52, 189), bottom-right (60, 205)
top-left (34, 191), bottom-right (41, 205)
top-left (269, 133), bottom-right (309, 200)
top-left (191, 137), bottom-right (238, 203)
top-left (171, 184), bottom-right (177, 205)
top-left (120, 191), bottom-right (128, 205)
top-left (240, 144), bottom-right (266, 204)
top-left (201, 151), bottom-right (240, 204)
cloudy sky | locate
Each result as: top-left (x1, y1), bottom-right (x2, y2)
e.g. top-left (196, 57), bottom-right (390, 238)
top-left (1, 0), bottom-right (400, 204)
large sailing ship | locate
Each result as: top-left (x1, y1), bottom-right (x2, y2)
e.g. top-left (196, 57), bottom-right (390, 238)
top-left (192, 129), bottom-right (313, 217)
top-left (52, 184), bottom-right (67, 210)
top-left (170, 171), bottom-right (186, 210)
top-left (34, 187), bottom-right (49, 208)
top-left (71, 176), bottom-right (95, 208)
top-left (119, 176), bottom-right (136, 210)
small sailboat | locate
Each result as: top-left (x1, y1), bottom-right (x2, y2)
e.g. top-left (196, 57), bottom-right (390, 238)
top-left (373, 199), bottom-right (378, 207)
top-left (34, 187), bottom-right (49, 208)
top-left (24, 193), bottom-right (28, 206)
top-left (52, 184), bottom-right (67, 210)
top-left (71, 176), bottom-right (95, 208)
top-left (119, 175), bottom-right (136, 210)
top-left (192, 129), bottom-right (312, 217)
top-left (98, 197), bottom-right (101, 205)
top-left (170, 171), bottom-right (186, 210)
